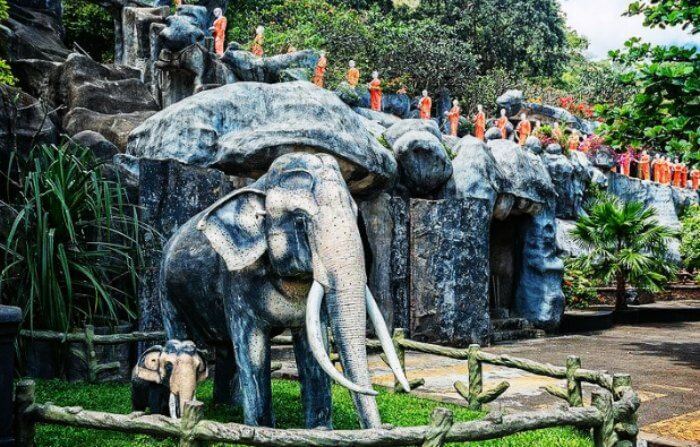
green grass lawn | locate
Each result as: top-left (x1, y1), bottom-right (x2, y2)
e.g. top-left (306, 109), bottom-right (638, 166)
top-left (32, 379), bottom-right (592, 446)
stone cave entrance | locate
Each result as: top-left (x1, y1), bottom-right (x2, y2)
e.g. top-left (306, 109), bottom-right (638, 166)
top-left (488, 215), bottom-right (526, 319)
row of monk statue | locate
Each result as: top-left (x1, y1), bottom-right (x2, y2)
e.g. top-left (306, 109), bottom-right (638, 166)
top-left (616, 151), bottom-right (700, 189)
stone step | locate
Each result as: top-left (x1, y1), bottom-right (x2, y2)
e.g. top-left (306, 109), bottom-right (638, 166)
top-left (490, 328), bottom-right (546, 344)
top-left (491, 318), bottom-right (530, 331)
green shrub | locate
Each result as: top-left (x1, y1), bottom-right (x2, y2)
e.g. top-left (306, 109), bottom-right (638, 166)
top-left (681, 204), bottom-right (700, 280)
top-left (563, 260), bottom-right (600, 309)
top-left (0, 143), bottom-right (146, 332)
top-left (0, 0), bottom-right (15, 86)
top-left (62, 0), bottom-right (115, 62)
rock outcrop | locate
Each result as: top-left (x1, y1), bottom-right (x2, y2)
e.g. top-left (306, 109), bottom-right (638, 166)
top-left (128, 81), bottom-right (397, 194)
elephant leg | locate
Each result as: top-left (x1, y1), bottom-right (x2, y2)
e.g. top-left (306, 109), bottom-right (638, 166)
top-left (292, 328), bottom-right (332, 429)
top-left (213, 344), bottom-right (239, 407)
top-left (160, 283), bottom-right (188, 340)
top-left (228, 315), bottom-right (273, 427)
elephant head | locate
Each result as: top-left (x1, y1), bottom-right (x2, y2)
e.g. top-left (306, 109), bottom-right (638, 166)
top-left (196, 152), bottom-right (409, 428)
top-left (133, 340), bottom-right (208, 418)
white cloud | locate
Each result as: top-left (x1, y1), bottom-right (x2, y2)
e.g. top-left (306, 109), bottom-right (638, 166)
top-left (559, 0), bottom-right (700, 59)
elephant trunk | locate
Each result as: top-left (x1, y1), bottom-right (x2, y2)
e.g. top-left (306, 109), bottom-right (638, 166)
top-left (169, 356), bottom-right (199, 418)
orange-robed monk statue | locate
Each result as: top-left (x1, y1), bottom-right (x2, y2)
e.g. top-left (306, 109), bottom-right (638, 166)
top-left (312, 51), bottom-right (327, 88)
top-left (691, 167), bottom-right (700, 190)
top-left (346, 60), bottom-right (359, 87)
top-left (672, 158), bottom-right (683, 187)
top-left (515, 113), bottom-right (531, 145)
top-left (638, 150), bottom-right (651, 181)
top-left (251, 26), bottom-right (264, 57)
top-left (368, 71), bottom-right (382, 112)
top-left (419, 90), bottom-right (432, 120)
top-left (209, 8), bottom-right (227, 56)
top-left (495, 109), bottom-right (510, 139)
top-left (473, 104), bottom-right (486, 140)
top-left (445, 99), bottom-right (461, 137)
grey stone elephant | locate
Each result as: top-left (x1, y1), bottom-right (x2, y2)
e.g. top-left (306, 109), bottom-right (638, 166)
top-left (159, 152), bottom-right (409, 429)
top-left (131, 339), bottom-right (208, 418)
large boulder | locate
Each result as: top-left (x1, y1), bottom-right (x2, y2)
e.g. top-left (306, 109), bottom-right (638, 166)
top-left (384, 119), bottom-right (441, 147)
top-left (541, 144), bottom-right (577, 219)
top-left (127, 81), bottom-right (397, 194)
top-left (8, 59), bottom-right (62, 100)
top-left (0, 85), bottom-right (58, 161)
top-left (51, 53), bottom-right (158, 115)
top-left (221, 49), bottom-right (319, 83)
top-left (352, 107), bottom-right (402, 128)
top-left (2, 1), bottom-right (70, 63)
top-left (64, 108), bottom-right (155, 151)
top-left (392, 130), bottom-right (452, 196)
top-left (69, 130), bottom-right (120, 162)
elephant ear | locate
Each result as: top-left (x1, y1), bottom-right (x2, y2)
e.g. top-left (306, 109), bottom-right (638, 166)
top-left (196, 350), bottom-right (208, 382)
top-left (133, 345), bottom-right (163, 384)
top-left (196, 188), bottom-right (267, 271)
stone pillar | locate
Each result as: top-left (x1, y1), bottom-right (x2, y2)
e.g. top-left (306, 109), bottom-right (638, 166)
top-left (358, 193), bottom-right (410, 331)
top-left (137, 159), bottom-right (251, 350)
top-left (409, 198), bottom-right (490, 346)
top-left (0, 305), bottom-right (22, 446)
top-left (121, 7), bottom-right (169, 82)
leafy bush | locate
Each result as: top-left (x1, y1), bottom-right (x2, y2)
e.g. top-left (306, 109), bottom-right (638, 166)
top-left (62, 0), bottom-right (115, 62)
top-left (681, 204), bottom-right (700, 279)
top-left (571, 195), bottom-right (677, 310)
top-left (0, 0), bottom-right (15, 86)
top-left (0, 143), bottom-right (145, 332)
top-left (226, 0), bottom-right (570, 102)
top-left (597, 2), bottom-right (699, 160)
top-left (563, 260), bottom-right (600, 309)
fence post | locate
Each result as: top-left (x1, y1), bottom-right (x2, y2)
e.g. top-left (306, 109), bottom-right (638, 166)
top-left (422, 408), bottom-right (453, 447)
top-left (84, 325), bottom-right (98, 383)
top-left (612, 374), bottom-right (637, 446)
top-left (467, 344), bottom-right (483, 411)
top-left (392, 329), bottom-right (406, 392)
top-left (566, 355), bottom-right (583, 407)
top-left (14, 379), bottom-right (36, 447)
top-left (179, 400), bottom-right (204, 447)
top-left (592, 391), bottom-right (616, 447)
top-left (0, 305), bottom-right (21, 446)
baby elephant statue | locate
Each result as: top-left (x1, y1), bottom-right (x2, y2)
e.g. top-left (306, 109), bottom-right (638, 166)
top-left (160, 152), bottom-right (410, 429)
top-left (131, 339), bottom-right (208, 418)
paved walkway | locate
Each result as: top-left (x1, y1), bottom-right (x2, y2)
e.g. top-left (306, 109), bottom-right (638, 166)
top-left (276, 321), bottom-right (699, 445)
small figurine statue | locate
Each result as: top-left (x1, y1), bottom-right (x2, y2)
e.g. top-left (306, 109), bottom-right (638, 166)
top-left (445, 99), bottom-right (461, 137)
top-left (312, 51), bottom-right (328, 88)
top-left (567, 130), bottom-right (580, 152)
top-left (652, 154), bottom-right (661, 182)
top-left (347, 60), bottom-right (360, 87)
top-left (473, 104), bottom-right (486, 141)
top-left (681, 162), bottom-right (689, 187)
top-left (638, 150), bottom-right (651, 181)
top-left (552, 122), bottom-right (563, 142)
top-left (515, 113), bottom-right (531, 146)
top-left (672, 158), bottom-right (683, 187)
top-left (209, 8), bottom-right (227, 56)
top-left (662, 156), bottom-right (672, 185)
top-left (418, 90), bottom-right (432, 120)
top-left (691, 166), bottom-right (700, 190)
top-left (368, 71), bottom-right (382, 112)
top-left (252, 26), bottom-right (264, 57)
top-left (495, 108), bottom-right (510, 139)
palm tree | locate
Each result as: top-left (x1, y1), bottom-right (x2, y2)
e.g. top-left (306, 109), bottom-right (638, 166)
top-left (571, 195), bottom-right (678, 311)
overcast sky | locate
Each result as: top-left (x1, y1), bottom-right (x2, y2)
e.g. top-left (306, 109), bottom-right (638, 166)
top-left (559, 0), bottom-right (700, 59)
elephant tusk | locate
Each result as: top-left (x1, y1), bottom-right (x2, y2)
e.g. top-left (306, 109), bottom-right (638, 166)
top-left (306, 281), bottom-right (378, 396)
top-left (169, 393), bottom-right (179, 419)
top-left (365, 286), bottom-right (411, 393)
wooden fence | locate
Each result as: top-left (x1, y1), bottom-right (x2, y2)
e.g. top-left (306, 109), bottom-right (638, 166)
top-left (19, 326), bottom-right (166, 383)
top-left (14, 328), bottom-right (641, 447)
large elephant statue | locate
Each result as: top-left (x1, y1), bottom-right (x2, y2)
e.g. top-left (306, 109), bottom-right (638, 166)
top-left (159, 152), bottom-right (409, 429)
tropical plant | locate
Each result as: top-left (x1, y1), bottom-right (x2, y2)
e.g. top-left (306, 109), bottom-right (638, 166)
top-left (0, 143), bottom-right (146, 332)
top-left (571, 195), bottom-right (677, 311)
top-left (0, 0), bottom-right (15, 86)
top-left (62, 0), bottom-right (114, 62)
top-left (680, 204), bottom-right (700, 280)
top-left (562, 260), bottom-right (600, 309)
top-left (597, 1), bottom-right (699, 160)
